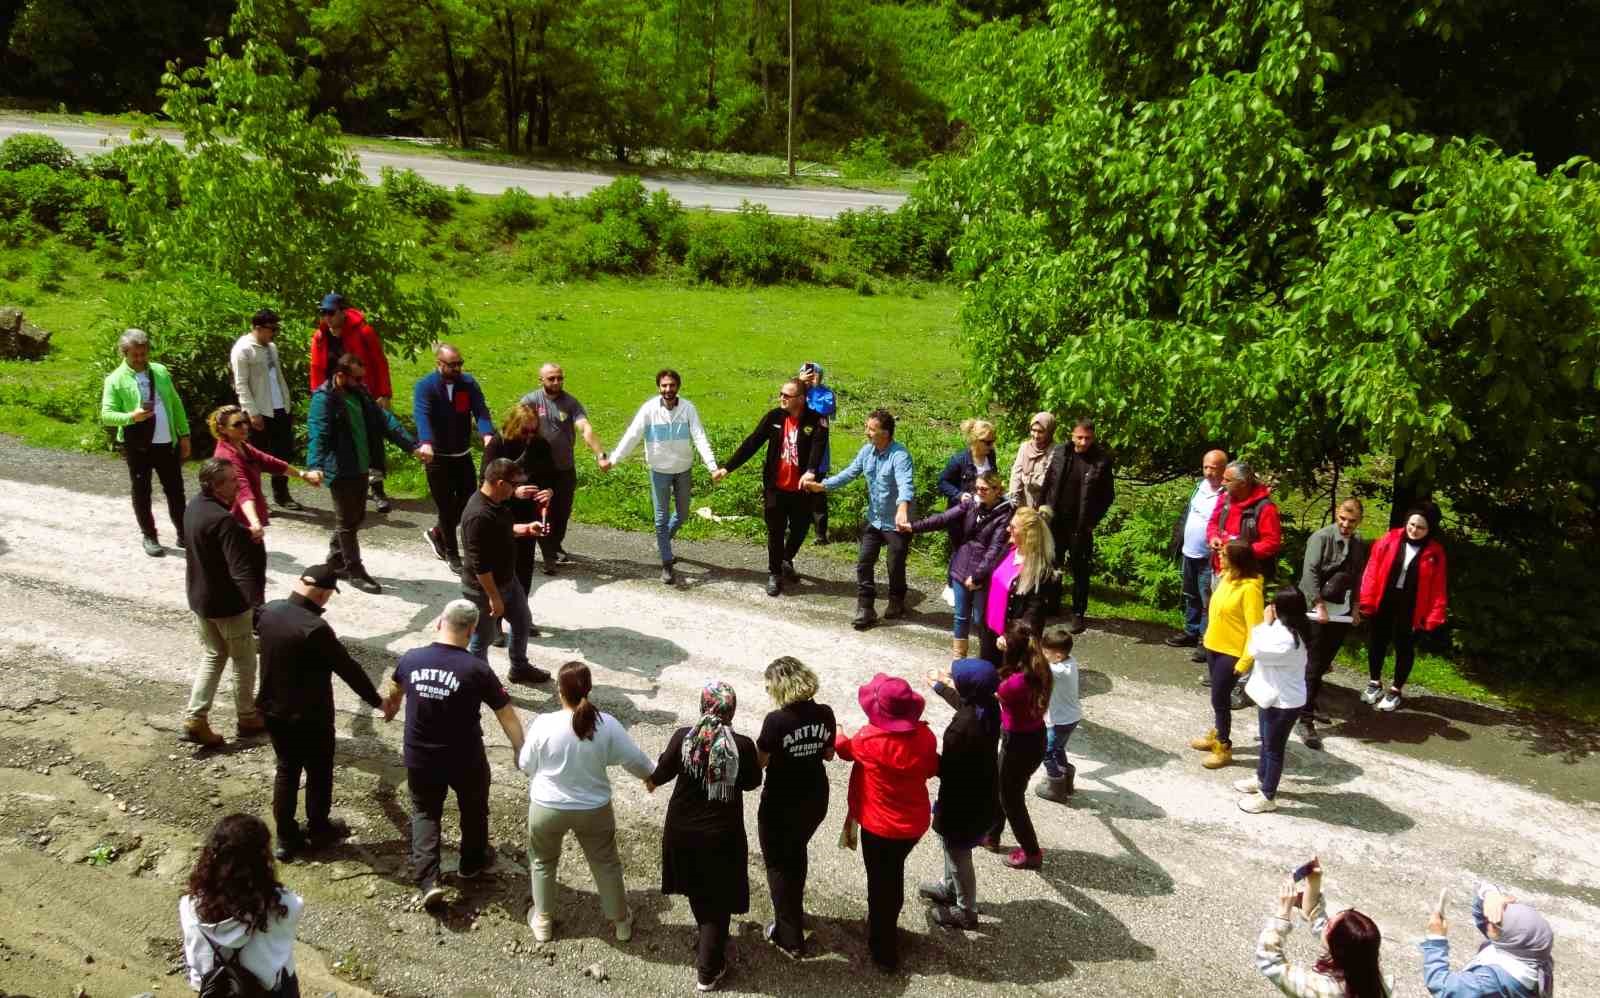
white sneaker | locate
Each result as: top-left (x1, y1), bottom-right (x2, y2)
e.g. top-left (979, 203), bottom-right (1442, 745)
top-left (1238, 791), bottom-right (1278, 814)
top-left (1376, 690), bottom-right (1404, 712)
top-left (696, 966), bottom-right (728, 992)
top-left (1360, 681), bottom-right (1384, 705)
top-left (527, 907), bottom-right (554, 942)
top-left (1232, 776), bottom-right (1261, 794)
top-left (614, 908), bottom-right (634, 942)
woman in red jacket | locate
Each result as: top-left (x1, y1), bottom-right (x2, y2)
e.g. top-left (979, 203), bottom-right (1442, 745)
top-left (835, 673), bottom-right (939, 973)
top-left (1357, 509), bottom-right (1448, 713)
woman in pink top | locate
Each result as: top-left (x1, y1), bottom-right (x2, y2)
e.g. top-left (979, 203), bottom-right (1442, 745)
top-left (982, 622), bottom-right (1053, 869)
top-left (978, 507), bottom-right (1055, 665)
top-left (207, 406), bottom-right (321, 572)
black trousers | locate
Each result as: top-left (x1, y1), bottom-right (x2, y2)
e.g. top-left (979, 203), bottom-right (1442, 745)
top-left (538, 467), bottom-right (578, 561)
top-left (987, 728), bottom-right (1047, 854)
top-left (812, 490), bottom-right (830, 541)
top-left (326, 477), bottom-right (369, 575)
top-left (1054, 529), bottom-right (1094, 616)
top-left (124, 442), bottom-right (185, 540)
top-left (762, 489), bottom-right (812, 574)
top-left (1368, 601), bottom-right (1418, 689)
top-left (407, 749), bottom-right (491, 891)
top-left (424, 453), bottom-right (477, 558)
top-left (266, 715), bottom-right (336, 843)
top-left (1303, 621), bottom-right (1351, 720)
top-left (688, 894), bottom-right (732, 983)
top-left (249, 408), bottom-right (296, 503)
top-left (856, 526), bottom-right (909, 602)
top-left (758, 804), bottom-right (825, 952)
top-left (859, 828), bottom-right (917, 969)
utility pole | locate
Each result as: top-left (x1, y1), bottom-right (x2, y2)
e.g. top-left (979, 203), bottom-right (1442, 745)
top-left (787, 0), bottom-right (796, 177)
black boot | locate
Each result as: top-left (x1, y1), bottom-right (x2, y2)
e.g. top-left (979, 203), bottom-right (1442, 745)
top-left (1062, 761), bottom-right (1076, 796)
top-left (370, 480), bottom-right (392, 514)
top-left (884, 596), bottom-right (907, 619)
top-left (852, 598), bottom-right (878, 631)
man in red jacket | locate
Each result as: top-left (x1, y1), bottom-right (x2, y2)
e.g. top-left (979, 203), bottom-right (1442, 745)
top-left (1205, 460), bottom-right (1283, 707)
top-left (310, 293), bottom-right (395, 512)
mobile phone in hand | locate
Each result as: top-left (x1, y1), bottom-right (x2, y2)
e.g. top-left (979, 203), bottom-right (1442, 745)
top-left (1292, 860), bottom-right (1318, 882)
top-left (1436, 888), bottom-right (1448, 916)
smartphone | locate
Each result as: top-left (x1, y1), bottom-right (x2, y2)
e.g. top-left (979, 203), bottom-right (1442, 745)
top-left (1436, 888), bottom-right (1448, 916)
top-left (1292, 860), bottom-right (1318, 882)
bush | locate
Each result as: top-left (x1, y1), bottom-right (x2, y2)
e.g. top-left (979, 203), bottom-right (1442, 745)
top-left (681, 203), bottom-right (813, 285)
top-left (0, 133), bottom-right (77, 172)
top-left (379, 167), bottom-right (453, 221)
top-left (453, 183), bottom-right (475, 204)
top-left (834, 197), bottom-right (956, 281)
top-left (0, 166), bottom-right (122, 237)
top-left (838, 136), bottom-right (898, 181)
top-left (487, 187), bottom-right (546, 239)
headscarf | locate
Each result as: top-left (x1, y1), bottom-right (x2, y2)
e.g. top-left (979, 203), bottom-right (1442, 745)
top-left (681, 681), bottom-right (740, 802)
top-left (951, 658), bottom-right (1000, 738)
top-left (1468, 902), bottom-right (1555, 996)
top-left (1010, 412), bottom-right (1057, 505)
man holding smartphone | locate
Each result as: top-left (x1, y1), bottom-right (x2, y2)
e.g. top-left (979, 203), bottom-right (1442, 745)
top-left (461, 458), bottom-right (549, 684)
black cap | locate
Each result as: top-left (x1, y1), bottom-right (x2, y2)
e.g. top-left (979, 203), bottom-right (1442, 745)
top-left (251, 308), bottom-right (280, 329)
top-left (299, 562), bottom-right (341, 591)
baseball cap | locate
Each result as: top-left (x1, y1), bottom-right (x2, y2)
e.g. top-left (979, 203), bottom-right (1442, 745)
top-left (299, 562), bottom-right (342, 591)
top-left (319, 292), bottom-right (346, 314)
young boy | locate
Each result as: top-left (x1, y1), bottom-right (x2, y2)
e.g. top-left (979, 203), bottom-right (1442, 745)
top-left (1035, 624), bottom-right (1081, 802)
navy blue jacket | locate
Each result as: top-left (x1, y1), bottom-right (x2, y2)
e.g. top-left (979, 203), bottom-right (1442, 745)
top-left (413, 372), bottom-right (494, 454)
top-left (938, 449), bottom-right (998, 508)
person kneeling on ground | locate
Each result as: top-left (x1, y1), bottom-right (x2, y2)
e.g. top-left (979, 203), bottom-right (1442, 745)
top-left (180, 813), bottom-right (304, 996)
top-left (1256, 857), bottom-right (1392, 997)
top-left (922, 658), bottom-right (1000, 930)
top-left (1421, 883), bottom-right (1554, 998)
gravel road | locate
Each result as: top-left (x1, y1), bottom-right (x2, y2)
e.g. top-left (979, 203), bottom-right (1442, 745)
top-left (0, 118), bottom-right (907, 219)
top-left (0, 436), bottom-right (1596, 997)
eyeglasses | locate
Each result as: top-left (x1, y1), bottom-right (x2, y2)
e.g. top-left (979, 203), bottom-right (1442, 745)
top-left (228, 420), bottom-right (248, 428)
top-left (440, 360), bottom-right (464, 370)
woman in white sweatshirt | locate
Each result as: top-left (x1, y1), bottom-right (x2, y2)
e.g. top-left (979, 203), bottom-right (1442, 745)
top-left (179, 813), bottom-right (303, 995)
top-left (518, 660), bottom-right (655, 942)
top-left (1235, 587), bottom-right (1313, 814)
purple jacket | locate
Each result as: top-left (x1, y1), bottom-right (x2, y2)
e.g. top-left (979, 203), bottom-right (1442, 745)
top-left (909, 498), bottom-right (1014, 586)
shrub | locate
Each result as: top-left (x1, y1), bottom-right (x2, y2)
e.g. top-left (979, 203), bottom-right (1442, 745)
top-left (379, 167), bottom-right (453, 221)
top-left (487, 187), bottom-right (546, 239)
top-left (838, 136), bottom-right (898, 181)
top-left (0, 133), bottom-right (77, 172)
top-left (833, 197), bottom-right (956, 280)
top-left (86, 147), bottom-right (135, 185)
top-left (33, 244), bottom-right (69, 292)
top-left (1093, 481), bottom-right (1189, 609)
top-left (453, 183), bottom-right (475, 204)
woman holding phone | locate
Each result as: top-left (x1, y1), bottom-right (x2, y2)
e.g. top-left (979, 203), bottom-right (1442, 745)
top-left (1256, 858), bottom-right (1392, 997)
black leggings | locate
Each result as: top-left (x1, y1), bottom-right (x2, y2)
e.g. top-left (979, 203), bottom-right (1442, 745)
top-left (986, 729), bottom-right (1047, 854)
top-left (1367, 603), bottom-right (1417, 689)
top-left (687, 895), bottom-right (731, 983)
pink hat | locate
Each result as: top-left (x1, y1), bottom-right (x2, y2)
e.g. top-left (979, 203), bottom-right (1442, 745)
top-left (858, 673), bottom-right (925, 733)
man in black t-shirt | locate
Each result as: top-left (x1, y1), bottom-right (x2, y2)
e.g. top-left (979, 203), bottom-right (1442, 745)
top-left (753, 657), bottom-right (837, 957)
top-left (461, 458), bottom-right (549, 684)
top-left (380, 599), bottom-right (527, 908)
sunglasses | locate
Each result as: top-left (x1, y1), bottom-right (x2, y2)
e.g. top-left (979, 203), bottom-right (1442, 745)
top-left (440, 360), bottom-right (464, 370)
top-left (779, 392), bottom-right (799, 400)
top-left (228, 419), bottom-right (248, 428)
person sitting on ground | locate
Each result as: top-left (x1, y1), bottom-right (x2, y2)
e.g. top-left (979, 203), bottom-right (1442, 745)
top-left (1190, 540), bottom-right (1264, 771)
top-left (1421, 882), bottom-right (1554, 998)
top-left (1235, 588), bottom-right (1312, 814)
top-left (901, 469), bottom-right (1014, 658)
top-left (1033, 624), bottom-right (1082, 803)
top-left (938, 419), bottom-right (1000, 509)
top-left (922, 657), bottom-right (1000, 930)
top-left (1256, 857), bottom-right (1392, 998)
top-left (517, 661), bottom-right (653, 943)
top-left (1007, 412), bottom-right (1058, 510)
top-left (1357, 507), bottom-right (1449, 714)
top-left (981, 622), bottom-right (1052, 870)
top-left (180, 813), bottom-right (304, 996)
top-left (650, 681), bottom-right (762, 993)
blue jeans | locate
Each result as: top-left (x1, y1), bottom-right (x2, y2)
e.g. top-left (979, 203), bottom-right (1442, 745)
top-left (1181, 555), bottom-right (1213, 637)
top-left (1042, 721), bottom-right (1078, 779)
top-left (1207, 650), bottom-right (1239, 744)
top-left (467, 577), bottom-right (531, 671)
top-left (951, 579), bottom-right (976, 639)
top-left (1256, 706), bottom-right (1299, 799)
top-left (650, 469), bottom-right (693, 563)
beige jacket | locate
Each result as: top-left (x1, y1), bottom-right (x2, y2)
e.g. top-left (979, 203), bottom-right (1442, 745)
top-left (230, 333), bottom-right (292, 417)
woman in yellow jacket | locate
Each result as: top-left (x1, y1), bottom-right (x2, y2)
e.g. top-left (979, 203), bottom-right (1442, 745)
top-left (1190, 539), bottom-right (1264, 769)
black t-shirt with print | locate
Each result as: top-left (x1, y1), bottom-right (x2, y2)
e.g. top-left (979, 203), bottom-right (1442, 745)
top-left (756, 699), bottom-right (836, 814)
top-left (393, 642), bottom-right (511, 770)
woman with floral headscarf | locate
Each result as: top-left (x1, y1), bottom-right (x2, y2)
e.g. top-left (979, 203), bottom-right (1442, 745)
top-left (650, 681), bottom-right (761, 992)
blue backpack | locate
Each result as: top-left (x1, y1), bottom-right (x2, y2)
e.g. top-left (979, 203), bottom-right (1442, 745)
top-left (806, 384), bottom-right (836, 417)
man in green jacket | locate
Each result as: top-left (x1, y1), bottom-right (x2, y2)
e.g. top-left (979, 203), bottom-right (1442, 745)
top-left (100, 328), bottom-right (192, 557)
top-left (307, 353), bottom-right (429, 594)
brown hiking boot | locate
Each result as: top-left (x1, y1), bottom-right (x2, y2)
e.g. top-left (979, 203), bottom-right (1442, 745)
top-left (236, 715), bottom-right (268, 738)
top-left (1201, 741), bottom-right (1234, 770)
top-left (182, 717), bottom-right (225, 747)
top-left (1188, 728), bottom-right (1219, 752)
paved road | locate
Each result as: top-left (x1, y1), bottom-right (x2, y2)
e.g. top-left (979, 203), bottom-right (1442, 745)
top-left (0, 117), bottom-right (908, 218)
top-left (0, 435), bottom-right (1596, 996)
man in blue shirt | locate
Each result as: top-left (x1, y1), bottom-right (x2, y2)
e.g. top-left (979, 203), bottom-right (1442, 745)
top-left (414, 343), bottom-right (495, 573)
top-left (804, 408), bottom-right (914, 630)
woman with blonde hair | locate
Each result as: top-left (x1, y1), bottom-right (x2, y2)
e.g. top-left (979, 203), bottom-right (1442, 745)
top-left (207, 404), bottom-right (321, 575)
top-left (976, 506), bottom-right (1056, 665)
top-left (938, 418), bottom-right (1000, 508)
top-left (1007, 412), bottom-right (1058, 509)
top-left (483, 403), bottom-right (556, 602)
top-left (755, 657), bottom-right (836, 958)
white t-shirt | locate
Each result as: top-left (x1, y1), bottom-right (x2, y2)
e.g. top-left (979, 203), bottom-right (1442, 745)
top-left (1046, 655), bottom-right (1082, 726)
top-left (135, 370), bottom-right (172, 444)
top-left (518, 709), bottom-right (654, 810)
top-left (266, 348), bottom-right (286, 411)
top-left (1396, 542), bottom-right (1420, 588)
top-left (1182, 479), bottom-right (1224, 559)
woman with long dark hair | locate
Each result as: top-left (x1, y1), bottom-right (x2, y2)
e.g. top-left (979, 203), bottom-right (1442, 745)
top-left (1357, 508), bottom-right (1449, 713)
top-left (1236, 588), bottom-right (1313, 814)
top-left (518, 661), bottom-right (654, 943)
top-left (651, 681), bottom-right (762, 992)
top-left (1191, 539), bottom-right (1264, 770)
top-left (1257, 859), bottom-right (1392, 997)
top-left (981, 621), bottom-right (1053, 870)
top-left (179, 813), bottom-right (303, 996)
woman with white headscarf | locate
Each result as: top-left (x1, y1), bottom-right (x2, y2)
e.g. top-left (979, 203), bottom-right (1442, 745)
top-left (1007, 412), bottom-right (1058, 509)
top-left (1420, 882), bottom-right (1554, 997)
top-left (650, 681), bottom-right (761, 992)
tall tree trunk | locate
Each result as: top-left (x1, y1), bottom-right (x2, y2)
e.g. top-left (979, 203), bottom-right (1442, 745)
top-left (438, 20), bottom-right (469, 147)
top-left (706, 0), bottom-right (721, 110)
top-left (755, 0), bottom-right (768, 112)
top-left (536, 74), bottom-right (553, 148)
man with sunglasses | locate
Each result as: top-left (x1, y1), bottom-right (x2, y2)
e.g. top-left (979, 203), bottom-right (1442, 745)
top-left (310, 292), bottom-right (395, 512)
top-left (413, 343), bottom-right (495, 574)
top-left (231, 308), bottom-right (302, 511)
top-left (722, 378), bottom-right (829, 596)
